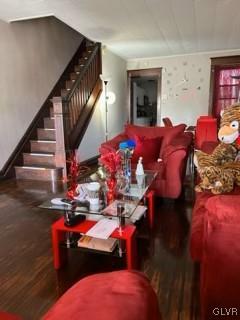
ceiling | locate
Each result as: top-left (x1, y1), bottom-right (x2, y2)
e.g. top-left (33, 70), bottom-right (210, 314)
top-left (0, 0), bottom-right (240, 59)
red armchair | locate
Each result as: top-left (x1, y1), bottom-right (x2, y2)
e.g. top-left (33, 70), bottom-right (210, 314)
top-left (99, 123), bottom-right (192, 199)
top-left (162, 117), bottom-right (173, 127)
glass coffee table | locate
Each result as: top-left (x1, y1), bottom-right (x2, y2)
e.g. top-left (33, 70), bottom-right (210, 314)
top-left (40, 170), bottom-right (157, 270)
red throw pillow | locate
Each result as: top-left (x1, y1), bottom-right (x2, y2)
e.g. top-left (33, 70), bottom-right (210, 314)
top-left (125, 123), bottom-right (186, 157)
top-left (132, 135), bottom-right (162, 163)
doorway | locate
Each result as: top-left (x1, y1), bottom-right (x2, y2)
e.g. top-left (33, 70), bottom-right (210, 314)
top-left (127, 68), bottom-right (161, 126)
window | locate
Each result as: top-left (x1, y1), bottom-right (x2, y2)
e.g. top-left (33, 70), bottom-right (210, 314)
top-left (209, 56), bottom-right (240, 119)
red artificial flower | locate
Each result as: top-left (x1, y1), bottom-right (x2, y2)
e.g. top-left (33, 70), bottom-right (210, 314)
top-left (99, 152), bottom-right (121, 174)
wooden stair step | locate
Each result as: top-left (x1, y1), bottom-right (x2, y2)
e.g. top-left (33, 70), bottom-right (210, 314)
top-left (23, 152), bottom-right (56, 166)
top-left (66, 80), bottom-right (75, 91)
top-left (30, 140), bottom-right (56, 153)
top-left (44, 117), bottom-right (55, 129)
top-left (81, 53), bottom-right (90, 60)
top-left (15, 165), bottom-right (63, 181)
top-left (78, 58), bottom-right (87, 64)
top-left (70, 73), bottom-right (78, 81)
top-left (37, 128), bottom-right (56, 140)
top-left (74, 64), bottom-right (84, 73)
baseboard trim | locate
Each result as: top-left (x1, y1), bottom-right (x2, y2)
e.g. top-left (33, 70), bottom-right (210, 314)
top-left (80, 155), bottom-right (99, 166)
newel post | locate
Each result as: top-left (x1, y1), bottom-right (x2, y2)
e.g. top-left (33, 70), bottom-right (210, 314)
top-left (52, 97), bottom-right (69, 181)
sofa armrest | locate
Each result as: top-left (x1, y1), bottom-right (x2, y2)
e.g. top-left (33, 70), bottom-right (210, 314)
top-left (162, 145), bottom-right (187, 198)
top-left (99, 133), bottom-right (128, 155)
top-left (201, 221), bottom-right (240, 318)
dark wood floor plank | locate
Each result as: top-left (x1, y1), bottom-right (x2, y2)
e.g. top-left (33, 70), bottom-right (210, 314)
top-left (0, 177), bottom-right (200, 319)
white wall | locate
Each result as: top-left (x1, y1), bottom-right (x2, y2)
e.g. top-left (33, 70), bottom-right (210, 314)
top-left (78, 48), bottom-right (127, 161)
top-left (127, 49), bottom-right (240, 126)
top-left (0, 17), bottom-right (82, 170)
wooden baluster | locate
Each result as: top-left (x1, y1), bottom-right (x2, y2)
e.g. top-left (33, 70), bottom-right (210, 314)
top-left (76, 88), bottom-right (80, 118)
top-left (79, 81), bottom-right (82, 113)
top-left (72, 93), bottom-right (77, 127)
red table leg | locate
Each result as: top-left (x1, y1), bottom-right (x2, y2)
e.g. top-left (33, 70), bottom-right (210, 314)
top-left (146, 190), bottom-right (155, 228)
top-left (125, 228), bottom-right (137, 270)
top-left (52, 226), bottom-right (62, 269)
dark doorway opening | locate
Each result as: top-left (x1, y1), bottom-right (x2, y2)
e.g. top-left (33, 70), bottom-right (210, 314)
top-left (127, 68), bottom-right (161, 127)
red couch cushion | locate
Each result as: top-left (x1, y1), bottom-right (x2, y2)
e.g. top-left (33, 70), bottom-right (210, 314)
top-left (43, 271), bottom-right (161, 320)
top-left (132, 135), bottom-right (162, 163)
top-left (125, 123), bottom-right (186, 157)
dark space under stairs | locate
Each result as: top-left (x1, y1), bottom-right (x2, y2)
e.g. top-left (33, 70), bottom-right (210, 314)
top-left (14, 41), bottom-right (100, 181)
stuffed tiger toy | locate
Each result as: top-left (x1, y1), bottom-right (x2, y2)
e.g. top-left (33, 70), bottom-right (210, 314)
top-left (194, 143), bottom-right (237, 169)
top-left (194, 103), bottom-right (240, 171)
top-left (195, 162), bottom-right (240, 194)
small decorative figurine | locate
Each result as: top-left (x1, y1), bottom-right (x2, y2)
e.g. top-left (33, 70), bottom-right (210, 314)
top-left (136, 157), bottom-right (144, 176)
top-left (135, 157), bottom-right (145, 190)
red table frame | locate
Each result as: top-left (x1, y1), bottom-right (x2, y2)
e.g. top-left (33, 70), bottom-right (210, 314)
top-left (51, 218), bottom-right (137, 270)
top-left (145, 190), bottom-right (155, 228)
top-left (51, 189), bottom-right (155, 271)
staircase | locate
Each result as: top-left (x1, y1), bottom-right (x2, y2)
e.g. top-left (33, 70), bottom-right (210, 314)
top-left (1, 38), bottom-right (102, 181)
top-left (15, 107), bottom-right (61, 181)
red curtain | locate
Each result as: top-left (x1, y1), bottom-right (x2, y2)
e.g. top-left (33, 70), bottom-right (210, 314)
top-left (213, 67), bottom-right (240, 119)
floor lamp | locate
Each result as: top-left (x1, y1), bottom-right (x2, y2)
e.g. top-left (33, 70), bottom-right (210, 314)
top-left (100, 75), bottom-right (111, 142)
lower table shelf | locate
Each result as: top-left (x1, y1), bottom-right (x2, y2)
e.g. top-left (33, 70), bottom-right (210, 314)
top-left (52, 217), bottom-right (137, 270)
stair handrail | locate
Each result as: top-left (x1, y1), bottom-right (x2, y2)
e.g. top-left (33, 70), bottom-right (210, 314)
top-left (63, 43), bottom-right (101, 102)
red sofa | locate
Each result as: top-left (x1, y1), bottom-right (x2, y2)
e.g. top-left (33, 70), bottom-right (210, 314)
top-left (99, 123), bottom-right (192, 199)
top-left (190, 143), bottom-right (240, 319)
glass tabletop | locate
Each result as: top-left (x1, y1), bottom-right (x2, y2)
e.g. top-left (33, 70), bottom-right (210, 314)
top-left (39, 170), bottom-right (157, 218)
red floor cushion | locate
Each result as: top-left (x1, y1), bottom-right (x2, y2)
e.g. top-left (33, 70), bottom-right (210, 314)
top-left (43, 270), bottom-right (161, 320)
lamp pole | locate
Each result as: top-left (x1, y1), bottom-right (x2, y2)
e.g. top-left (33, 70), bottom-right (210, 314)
top-left (104, 80), bottom-right (109, 142)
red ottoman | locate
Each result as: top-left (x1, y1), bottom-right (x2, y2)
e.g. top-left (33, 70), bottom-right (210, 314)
top-left (43, 270), bottom-right (161, 320)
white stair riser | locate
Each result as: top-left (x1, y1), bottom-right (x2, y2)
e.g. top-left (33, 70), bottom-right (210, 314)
top-left (31, 141), bottom-right (56, 153)
top-left (37, 128), bottom-right (56, 140)
top-left (23, 154), bottom-right (56, 166)
top-left (15, 167), bottom-right (63, 181)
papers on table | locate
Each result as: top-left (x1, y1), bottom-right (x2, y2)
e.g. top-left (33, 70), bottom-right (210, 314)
top-left (78, 236), bottom-right (117, 252)
top-left (86, 218), bottom-right (118, 239)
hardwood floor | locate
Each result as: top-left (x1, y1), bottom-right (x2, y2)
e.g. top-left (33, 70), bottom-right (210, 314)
top-left (0, 178), bottom-right (200, 320)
